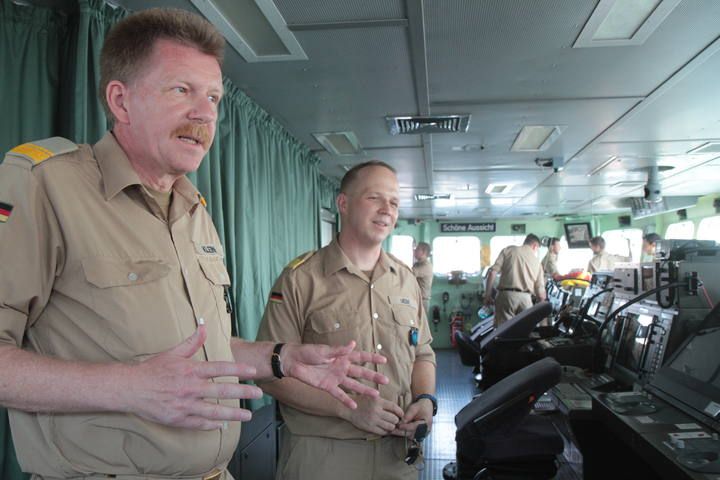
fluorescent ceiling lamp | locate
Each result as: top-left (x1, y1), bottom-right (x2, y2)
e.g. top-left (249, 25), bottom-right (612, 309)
top-left (190, 0), bottom-right (307, 62)
top-left (587, 156), bottom-right (619, 176)
top-left (485, 184), bottom-right (513, 195)
top-left (510, 125), bottom-right (564, 152)
top-left (312, 131), bottom-right (363, 156)
top-left (574, 0), bottom-right (682, 48)
top-left (687, 141), bottom-right (720, 155)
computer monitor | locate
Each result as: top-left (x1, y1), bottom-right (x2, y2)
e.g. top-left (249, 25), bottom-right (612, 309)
top-left (649, 303), bottom-right (720, 430)
top-left (564, 222), bottom-right (592, 249)
top-left (612, 312), bottom-right (655, 385)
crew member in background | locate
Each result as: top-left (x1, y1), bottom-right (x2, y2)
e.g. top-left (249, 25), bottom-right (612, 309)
top-left (587, 236), bottom-right (632, 273)
top-left (541, 237), bottom-right (563, 281)
top-left (483, 234), bottom-right (546, 326)
top-left (642, 233), bottom-right (662, 262)
top-left (412, 241), bottom-right (433, 313)
top-left (257, 161), bottom-right (436, 480)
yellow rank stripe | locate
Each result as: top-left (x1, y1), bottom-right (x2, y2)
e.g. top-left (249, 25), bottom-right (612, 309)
top-left (287, 251), bottom-right (315, 270)
top-left (10, 143), bottom-right (54, 163)
top-left (0, 214), bottom-right (8, 223)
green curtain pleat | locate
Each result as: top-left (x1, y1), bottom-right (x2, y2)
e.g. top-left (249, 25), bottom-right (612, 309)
top-left (0, 1), bottom-right (66, 155)
top-left (59, 0), bottom-right (126, 142)
top-left (1, 0), bottom-right (342, 473)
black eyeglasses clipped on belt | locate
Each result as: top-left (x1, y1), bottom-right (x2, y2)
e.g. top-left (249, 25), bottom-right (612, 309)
top-left (404, 421), bottom-right (428, 466)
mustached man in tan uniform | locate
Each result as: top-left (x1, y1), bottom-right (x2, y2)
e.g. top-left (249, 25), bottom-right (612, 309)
top-left (0, 9), bottom-right (389, 480)
top-left (412, 242), bottom-right (433, 314)
top-left (257, 161), bottom-right (437, 480)
top-left (483, 234), bottom-right (546, 326)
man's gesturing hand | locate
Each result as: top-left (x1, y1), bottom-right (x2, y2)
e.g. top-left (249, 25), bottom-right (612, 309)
top-left (281, 341), bottom-right (389, 409)
top-left (126, 326), bottom-right (263, 430)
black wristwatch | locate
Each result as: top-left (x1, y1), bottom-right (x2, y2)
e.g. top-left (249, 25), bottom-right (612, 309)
top-left (414, 393), bottom-right (437, 416)
top-left (271, 343), bottom-right (285, 379)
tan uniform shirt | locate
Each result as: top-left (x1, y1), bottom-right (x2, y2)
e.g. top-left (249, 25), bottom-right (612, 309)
top-left (587, 251), bottom-right (631, 273)
top-left (0, 133), bottom-right (239, 478)
top-left (541, 252), bottom-right (559, 277)
top-left (491, 245), bottom-right (544, 297)
top-left (256, 240), bottom-right (435, 440)
top-left (412, 259), bottom-right (433, 306)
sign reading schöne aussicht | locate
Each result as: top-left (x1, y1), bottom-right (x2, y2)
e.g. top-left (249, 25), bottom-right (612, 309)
top-left (440, 222), bottom-right (496, 233)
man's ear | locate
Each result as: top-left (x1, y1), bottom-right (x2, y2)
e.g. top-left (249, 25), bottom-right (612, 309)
top-left (337, 192), bottom-right (348, 215)
top-left (106, 80), bottom-right (131, 124)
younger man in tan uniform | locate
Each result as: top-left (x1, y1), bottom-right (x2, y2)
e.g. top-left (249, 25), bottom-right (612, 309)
top-left (257, 161), bottom-right (437, 480)
top-left (412, 241), bottom-right (433, 313)
top-left (484, 234), bottom-right (546, 326)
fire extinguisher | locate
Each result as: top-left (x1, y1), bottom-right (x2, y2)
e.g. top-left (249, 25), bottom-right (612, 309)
top-left (450, 311), bottom-right (464, 348)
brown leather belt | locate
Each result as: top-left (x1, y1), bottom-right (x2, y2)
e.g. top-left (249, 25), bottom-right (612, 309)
top-left (499, 287), bottom-right (530, 294)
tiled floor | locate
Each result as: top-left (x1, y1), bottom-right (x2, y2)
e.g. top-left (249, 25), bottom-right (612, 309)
top-left (420, 349), bottom-right (582, 480)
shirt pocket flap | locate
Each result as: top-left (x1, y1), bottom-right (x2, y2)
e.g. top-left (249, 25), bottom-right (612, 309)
top-left (389, 296), bottom-right (417, 326)
top-left (82, 257), bottom-right (170, 288)
top-left (309, 310), bottom-right (355, 334)
top-left (198, 257), bottom-right (231, 286)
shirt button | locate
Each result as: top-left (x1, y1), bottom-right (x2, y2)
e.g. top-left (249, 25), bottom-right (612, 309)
top-left (372, 313), bottom-right (379, 319)
top-left (183, 268), bottom-right (189, 276)
top-left (370, 284), bottom-right (375, 289)
top-left (127, 272), bottom-right (138, 281)
top-left (376, 344), bottom-right (383, 350)
top-left (198, 317), bottom-right (205, 325)
top-left (411, 319), bottom-right (415, 325)
top-left (334, 323), bottom-right (341, 329)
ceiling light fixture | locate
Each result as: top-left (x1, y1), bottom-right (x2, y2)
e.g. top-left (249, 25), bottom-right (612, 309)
top-left (485, 184), bottom-right (513, 195)
top-left (511, 125), bottom-right (565, 152)
top-left (312, 131), bottom-right (363, 156)
top-left (190, 0), bottom-right (307, 62)
top-left (574, 0), bottom-right (681, 48)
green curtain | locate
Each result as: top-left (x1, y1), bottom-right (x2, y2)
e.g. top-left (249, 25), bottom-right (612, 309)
top-left (0, 1), bottom-right (66, 155)
top-left (58, 0), bottom-right (126, 142)
top-left (1, 0), bottom-right (339, 475)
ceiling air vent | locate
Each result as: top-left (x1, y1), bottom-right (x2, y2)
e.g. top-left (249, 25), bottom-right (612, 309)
top-left (414, 193), bottom-right (452, 201)
top-left (386, 115), bottom-right (470, 135)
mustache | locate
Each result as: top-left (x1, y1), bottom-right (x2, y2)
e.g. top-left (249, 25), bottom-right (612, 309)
top-left (172, 123), bottom-right (212, 148)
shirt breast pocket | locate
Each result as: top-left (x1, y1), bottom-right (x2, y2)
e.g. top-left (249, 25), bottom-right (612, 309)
top-left (389, 296), bottom-right (418, 362)
top-left (81, 257), bottom-right (177, 357)
top-left (307, 309), bottom-right (360, 347)
top-left (197, 256), bottom-right (232, 340)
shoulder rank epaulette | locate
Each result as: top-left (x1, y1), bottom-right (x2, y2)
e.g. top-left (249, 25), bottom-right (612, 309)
top-left (7, 137), bottom-right (78, 166)
top-left (387, 252), bottom-right (413, 273)
top-left (286, 250), bottom-right (316, 270)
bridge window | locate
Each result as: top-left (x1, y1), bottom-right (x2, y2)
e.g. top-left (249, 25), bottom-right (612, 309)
top-left (433, 236), bottom-right (481, 275)
top-left (665, 220), bottom-right (695, 240)
top-left (489, 235), bottom-right (525, 265)
top-left (557, 236), bottom-right (593, 274)
top-left (388, 235), bottom-right (415, 268)
top-left (602, 228), bottom-right (642, 261)
top-left (697, 216), bottom-right (720, 243)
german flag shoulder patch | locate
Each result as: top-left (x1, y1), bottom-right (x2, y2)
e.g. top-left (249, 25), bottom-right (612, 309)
top-left (7, 137), bottom-right (78, 167)
top-left (286, 250), bottom-right (316, 271)
top-left (0, 202), bottom-right (13, 223)
top-left (269, 291), bottom-right (284, 304)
